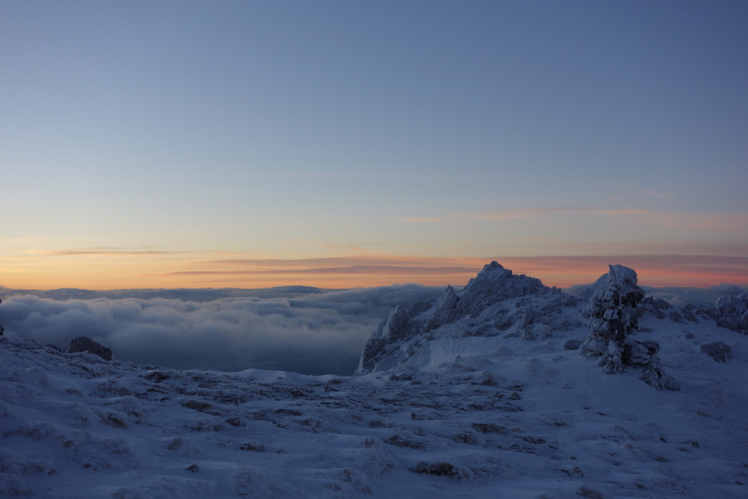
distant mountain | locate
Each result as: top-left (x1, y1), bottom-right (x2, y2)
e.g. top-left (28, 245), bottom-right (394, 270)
top-left (0, 262), bottom-right (746, 497)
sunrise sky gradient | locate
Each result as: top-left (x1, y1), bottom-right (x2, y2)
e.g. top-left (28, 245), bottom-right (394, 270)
top-left (2, 1), bottom-right (747, 290)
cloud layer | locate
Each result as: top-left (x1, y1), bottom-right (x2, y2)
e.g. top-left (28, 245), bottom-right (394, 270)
top-left (0, 285), bottom-right (442, 375)
top-left (2, 276), bottom-right (744, 376)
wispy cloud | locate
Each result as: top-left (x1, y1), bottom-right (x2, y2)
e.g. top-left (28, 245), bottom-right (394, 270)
top-left (643, 190), bottom-right (676, 200)
top-left (164, 265), bottom-right (477, 277)
top-left (404, 217), bottom-right (442, 223)
top-left (461, 207), bottom-right (650, 219)
top-left (596, 210), bottom-right (652, 215)
top-left (200, 255), bottom-right (470, 268)
top-left (36, 247), bottom-right (189, 256)
top-left (463, 207), bottom-right (593, 219)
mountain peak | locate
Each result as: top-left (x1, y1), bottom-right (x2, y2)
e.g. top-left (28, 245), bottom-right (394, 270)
top-left (356, 261), bottom-right (575, 374)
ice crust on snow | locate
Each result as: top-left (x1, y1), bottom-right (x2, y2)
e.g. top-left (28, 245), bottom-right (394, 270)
top-left (2, 263), bottom-right (748, 498)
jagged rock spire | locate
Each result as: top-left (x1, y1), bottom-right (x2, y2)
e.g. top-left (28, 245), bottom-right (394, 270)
top-left (582, 265), bottom-right (644, 348)
top-left (580, 265), bottom-right (678, 390)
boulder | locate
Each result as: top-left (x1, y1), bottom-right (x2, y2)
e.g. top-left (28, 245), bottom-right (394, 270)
top-left (67, 336), bottom-right (113, 361)
top-left (700, 341), bottom-right (732, 363)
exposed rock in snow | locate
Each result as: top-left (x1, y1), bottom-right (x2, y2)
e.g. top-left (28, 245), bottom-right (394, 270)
top-left (580, 265), bottom-right (644, 370)
top-left (578, 266), bottom-right (679, 389)
top-left (458, 261), bottom-right (543, 314)
top-left (581, 265), bottom-right (645, 353)
top-left (700, 341), bottom-right (733, 363)
top-left (67, 336), bottom-right (113, 361)
top-left (357, 261), bottom-right (578, 374)
top-left (426, 284), bottom-right (460, 330)
top-left (708, 293), bottom-right (748, 334)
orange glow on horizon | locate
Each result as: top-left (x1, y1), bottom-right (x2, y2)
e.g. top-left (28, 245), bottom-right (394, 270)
top-left (2, 251), bottom-right (747, 291)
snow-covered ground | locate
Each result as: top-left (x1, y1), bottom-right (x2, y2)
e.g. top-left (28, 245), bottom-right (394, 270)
top-left (1, 264), bottom-right (747, 498)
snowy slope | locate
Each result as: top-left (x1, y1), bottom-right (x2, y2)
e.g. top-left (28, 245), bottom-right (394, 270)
top-left (1, 263), bottom-right (747, 498)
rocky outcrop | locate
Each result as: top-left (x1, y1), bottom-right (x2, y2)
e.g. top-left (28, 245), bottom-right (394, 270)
top-left (356, 261), bottom-right (577, 374)
top-left (580, 266), bottom-right (678, 390)
top-left (708, 294), bottom-right (748, 334)
top-left (700, 341), bottom-right (732, 363)
top-left (426, 285), bottom-right (460, 330)
top-left (459, 262), bottom-right (544, 314)
top-left (67, 336), bottom-right (113, 361)
top-left (581, 265), bottom-right (644, 355)
top-left (357, 301), bottom-right (430, 373)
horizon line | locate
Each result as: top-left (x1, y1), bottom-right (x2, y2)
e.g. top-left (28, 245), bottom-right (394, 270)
top-left (3, 253), bottom-right (748, 291)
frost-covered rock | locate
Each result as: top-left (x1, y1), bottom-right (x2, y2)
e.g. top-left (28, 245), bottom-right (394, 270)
top-left (426, 285), bottom-right (460, 330)
top-left (580, 265), bottom-right (644, 368)
top-left (458, 261), bottom-right (549, 316)
top-left (461, 262), bottom-right (539, 307)
top-left (623, 339), bottom-right (680, 390)
top-left (708, 294), bottom-right (748, 334)
top-left (67, 336), bottom-right (113, 361)
top-left (426, 262), bottom-right (549, 331)
top-left (582, 265), bottom-right (644, 346)
top-left (357, 303), bottom-right (426, 373)
top-left (579, 266), bottom-right (678, 389)
top-left (357, 261), bottom-right (578, 373)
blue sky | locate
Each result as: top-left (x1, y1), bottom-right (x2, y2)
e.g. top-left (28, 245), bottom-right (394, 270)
top-left (1, 1), bottom-right (747, 289)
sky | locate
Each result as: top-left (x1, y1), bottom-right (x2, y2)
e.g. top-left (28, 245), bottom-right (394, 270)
top-left (2, 0), bottom-right (747, 290)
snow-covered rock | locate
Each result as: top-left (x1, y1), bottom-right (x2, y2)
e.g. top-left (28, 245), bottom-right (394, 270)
top-left (581, 265), bottom-right (645, 353)
top-left (708, 293), bottom-right (748, 334)
top-left (580, 265), bottom-right (642, 367)
top-left (357, 261), bottom-right (578, 374)
top-left (578, 265), bottom-right (679, 389)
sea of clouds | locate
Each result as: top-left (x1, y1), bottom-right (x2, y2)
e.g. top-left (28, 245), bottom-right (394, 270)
top-left (0, 285), bottom-right (443, 375)
top-left (1, 282), bottom-right (742, 376)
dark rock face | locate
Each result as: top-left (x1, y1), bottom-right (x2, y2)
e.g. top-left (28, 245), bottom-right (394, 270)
top-left (641, 297), bottom-right (671, 320)
top-left (383, 306), bottom-right (413, 342)
top-left (564, 339), bottom-right (582, 351)
top-left (410, 461), bottom-right (466, 480)
top-left (67, 336), bottom-right (113, 361)
top-left (700, 341), bottom-right (732, 363)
